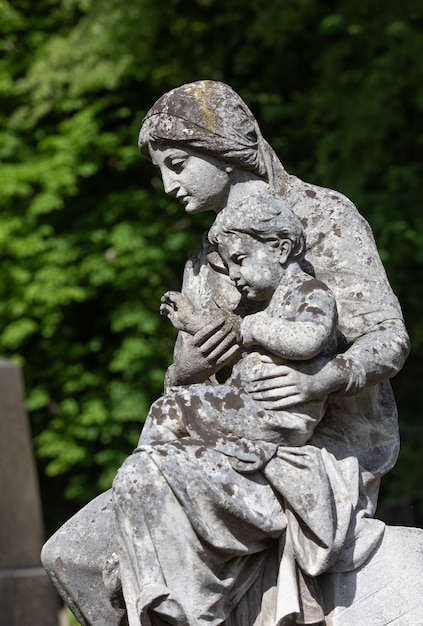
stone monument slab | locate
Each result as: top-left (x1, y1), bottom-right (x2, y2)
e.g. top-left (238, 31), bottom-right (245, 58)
top-left (0, 358), bottom-right (59, 626)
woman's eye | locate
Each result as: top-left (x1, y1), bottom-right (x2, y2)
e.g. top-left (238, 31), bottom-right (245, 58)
top-left (170, 158), bottom-right (186, 172)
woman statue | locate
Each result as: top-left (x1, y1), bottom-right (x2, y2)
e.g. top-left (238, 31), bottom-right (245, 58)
top-left (41, 80), bottom-right (409, 626)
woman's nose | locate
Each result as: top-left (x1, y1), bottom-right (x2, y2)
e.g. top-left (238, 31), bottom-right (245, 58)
top-left (161, 170), bottom-right (179, 195)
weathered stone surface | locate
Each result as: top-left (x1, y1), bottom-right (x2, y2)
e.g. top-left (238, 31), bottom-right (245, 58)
top-left (0, 359), bottom-right (44, 568)
top-left (0, 567), bottom-right (60, 626)
top-left (321, 525), bottom-right (423, 625)
top-left (42, 81), bottom-right (413, 626)
top-left (0, 358), bottom-right (59, 626)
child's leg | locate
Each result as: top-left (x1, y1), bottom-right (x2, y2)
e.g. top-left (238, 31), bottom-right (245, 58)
top-left (138, 392), bottom-right (189, 445)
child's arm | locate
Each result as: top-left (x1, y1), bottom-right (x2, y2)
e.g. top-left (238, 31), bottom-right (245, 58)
top-left (241, 281), bottom-right (337, 361)
top-left (160, 291), bottom-right (207, 335)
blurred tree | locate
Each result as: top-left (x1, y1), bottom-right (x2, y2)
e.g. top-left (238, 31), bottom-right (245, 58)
top-left (0, 0), bottom-right (422, 530)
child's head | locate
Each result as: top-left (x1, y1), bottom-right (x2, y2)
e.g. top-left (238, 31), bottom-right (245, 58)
top-left (209, 193), bottom-right (305, 301)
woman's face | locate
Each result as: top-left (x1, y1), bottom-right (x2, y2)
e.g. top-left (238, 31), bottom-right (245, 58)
top-left (149, 143), bottom-right (232, 214)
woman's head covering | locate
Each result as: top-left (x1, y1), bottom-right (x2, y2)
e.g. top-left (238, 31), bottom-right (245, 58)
top-left (138, 80), bottom-right (288, 195)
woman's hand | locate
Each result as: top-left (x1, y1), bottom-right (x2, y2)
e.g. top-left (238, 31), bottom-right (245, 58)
top-left (243, 354), bottom-right (347, 409)
top-left (166, 315), bottom-right (242, 387)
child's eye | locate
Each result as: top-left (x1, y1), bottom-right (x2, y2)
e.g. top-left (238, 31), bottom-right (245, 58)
top-left (232, 254), bottom-right (247, 265)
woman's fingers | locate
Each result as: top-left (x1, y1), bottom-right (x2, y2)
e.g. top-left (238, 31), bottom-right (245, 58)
top-left (199, 327), bottom-right (237, 358)
top-left (193, 319), bottom-right (226, 345)
top-left (191, 319), bottom-right (241, 366)
top-left (216, 343), bottom-right (240, 365)
top-left (207, 332), bottom-right (239, 362)
top-left (253, 394), bottom-right (304, 410)
top-left (242, 362), bottom-right (292, 383)
top-left (251, 384), bottom-right (299, 401)
top-left (245, 370), bottom-right (295, 391)
top-left (245, 365), bottom-right (306, 408)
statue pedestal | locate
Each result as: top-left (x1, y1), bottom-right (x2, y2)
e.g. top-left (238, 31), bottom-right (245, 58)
top-left (321, 525), bottom-right (423, 625)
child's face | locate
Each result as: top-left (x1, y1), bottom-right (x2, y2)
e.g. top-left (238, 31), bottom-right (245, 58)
top-left (217, 232), bottom-right (285, 301)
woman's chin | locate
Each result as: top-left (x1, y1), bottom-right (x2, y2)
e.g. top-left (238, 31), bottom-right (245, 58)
top-left (183, 202), bottom-right (206, 214)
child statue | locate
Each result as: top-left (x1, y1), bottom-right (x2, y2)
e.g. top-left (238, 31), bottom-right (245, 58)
top-left (147, 192), bottom-right (338, 461)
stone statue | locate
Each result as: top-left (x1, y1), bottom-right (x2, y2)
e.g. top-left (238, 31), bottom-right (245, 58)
top-left (42, 80), bottom-right (421, 626)
top-left (155, 193), bottom-right (338, 449)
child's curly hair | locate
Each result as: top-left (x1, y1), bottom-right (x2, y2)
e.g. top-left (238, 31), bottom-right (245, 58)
top-left (209, 192), bottom-right (306, 261)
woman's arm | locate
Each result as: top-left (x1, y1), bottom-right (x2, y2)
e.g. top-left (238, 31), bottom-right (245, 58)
top-left (243, 318), bottom-right (409, 409)
top-left (246, 176), bottom-right (410, 409)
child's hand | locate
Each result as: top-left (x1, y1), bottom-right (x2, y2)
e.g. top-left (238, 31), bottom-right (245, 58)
top-left (160, 291), bottom-right (203, 335)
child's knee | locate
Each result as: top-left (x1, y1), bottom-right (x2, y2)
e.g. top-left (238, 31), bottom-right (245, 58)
top-left (139, 394), bottom-right (187, 444)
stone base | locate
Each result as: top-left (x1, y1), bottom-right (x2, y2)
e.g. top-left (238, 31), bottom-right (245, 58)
top-left (321, 525), bottom-right (423, 625)
top-left (0, 566), bottom-right (60, 626)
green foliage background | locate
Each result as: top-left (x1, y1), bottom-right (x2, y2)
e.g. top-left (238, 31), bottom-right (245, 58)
top-left (1, 0), bottom-right (422, 531)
